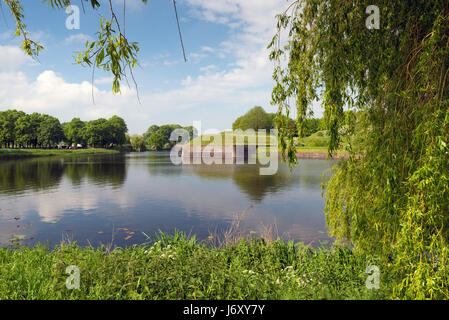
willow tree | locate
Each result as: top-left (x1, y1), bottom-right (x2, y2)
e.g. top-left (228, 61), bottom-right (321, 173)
top-left (270, 1), bottom-right (449, 298)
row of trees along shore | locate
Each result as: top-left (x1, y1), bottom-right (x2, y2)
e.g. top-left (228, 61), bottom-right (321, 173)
top-left (128, 124), bottom-right (197, 152)
top-left (128, 106), bottom-right (325, 153)
top-left (0, 109), bottom-right (127, 149)
top-left (1, 106), bottom-right (323, 152)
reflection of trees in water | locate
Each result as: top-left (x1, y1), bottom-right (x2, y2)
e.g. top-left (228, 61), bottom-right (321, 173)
top-left (0, 158), bottom-right (64, 194)
top-left (0, 155), bottom-right (128, 195)
top-left (188, 161), bottom-right (334, 202)
top-left (144, 152), bottom-right (183, 177)
top-left (63, 155), bottom-right (127, 188)
top-left (187, 164), bottom-right (295, 202)
top-left (232, 166), bottom-right (295, 201)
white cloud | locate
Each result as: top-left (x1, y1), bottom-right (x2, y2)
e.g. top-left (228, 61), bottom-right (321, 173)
top-left (177, 1), bottom-right (288, 101)
top-left (200, 46), bottom-right (215, 53)
top-left (0, 70), bottom-right (140, 122)
top-left (0, 1), bottom-right (322, 133)
top-left (177, 0), bottom-right (323, 120)
top-left (188, 52), bottom-right (208, 63)
top-left (181, 75), bottom-right (193, 86)
top-left (0, 45), bottom-right (35, 71)
top-left (63, 33), bottom-right (93, 44)
top-left (200, 64), bottom-right (216, 72)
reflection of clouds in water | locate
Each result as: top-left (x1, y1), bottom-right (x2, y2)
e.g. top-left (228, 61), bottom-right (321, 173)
top-left (35, 189), bottom-right (99, 222)
top-left (1, 179), bottom-right (137, 223)
top-left (0, 154), bottom-right (334, 245)
top-left (126, 168), bottom-right (328, 243)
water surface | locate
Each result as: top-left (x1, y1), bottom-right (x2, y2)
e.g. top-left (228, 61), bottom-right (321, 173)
top-left (0, 152), bottom-right (335, 248)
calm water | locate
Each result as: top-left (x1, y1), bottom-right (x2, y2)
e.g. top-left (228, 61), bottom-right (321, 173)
top-left (0, 152), bottom-right (335, 248)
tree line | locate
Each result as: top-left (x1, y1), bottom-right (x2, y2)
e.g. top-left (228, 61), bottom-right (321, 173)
top-left (128, 124), bottom-right (197, 152)
top-left (232, 106), bottom-right (325, 137)
top-left (0, 109), bottom-right (127, 149)
top-left (129, 106), bottom-right (325, 153)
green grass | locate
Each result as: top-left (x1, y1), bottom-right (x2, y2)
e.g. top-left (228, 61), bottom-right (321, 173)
top-left (258, 146), bottom-right (329, 153)
top-left (0, 232), bottom-right (392, 300)
top-left (190, 131), bottom-right (277, 146)
top-left (0, 148), bottom-right (119, 158)
top-left (295, 147), bottom-right (329, 152)
top-left (296, 131), bottom-right (331, 148)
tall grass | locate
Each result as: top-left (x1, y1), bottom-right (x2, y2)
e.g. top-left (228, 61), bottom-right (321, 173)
top-left (0, 231), bottom-right (392, 300)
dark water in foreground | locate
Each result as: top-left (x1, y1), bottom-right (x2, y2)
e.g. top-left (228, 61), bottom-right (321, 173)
top-left (0, 152), bottom-right (335, 248)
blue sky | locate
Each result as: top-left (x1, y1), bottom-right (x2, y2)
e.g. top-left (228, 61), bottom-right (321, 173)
top-left (0, 0), bottom-right (320, 134)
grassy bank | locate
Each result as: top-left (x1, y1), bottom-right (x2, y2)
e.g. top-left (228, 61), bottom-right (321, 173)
top-left (0, 148), bottom-right (119, 159)
top-left (257, 146), bottom-right (348, 159)
top-left (0, 232), bottom-right (391, 300)
top-left (190, 132), bottom-right (278, 146)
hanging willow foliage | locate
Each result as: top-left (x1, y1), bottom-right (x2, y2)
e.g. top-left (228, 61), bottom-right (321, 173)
top-left (270, 0), bottom-right (449, 298)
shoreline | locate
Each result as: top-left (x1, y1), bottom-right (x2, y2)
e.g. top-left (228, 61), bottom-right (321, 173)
top-left (0, 148), bottom-right (120, 160)
top-left (257, 148), bottom-right (349, 160)
top-left (295, 151), bottom-right (348, 160)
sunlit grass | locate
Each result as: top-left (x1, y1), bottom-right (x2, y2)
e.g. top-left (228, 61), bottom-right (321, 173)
top-left (0, 231), bottom-right (392, 300)
top-left (0, 148), bottom-right (119, 158)
top-left (189, 131), bottom-right (278, 146)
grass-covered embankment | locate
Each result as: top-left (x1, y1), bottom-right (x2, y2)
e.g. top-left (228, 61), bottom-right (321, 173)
top-left (0, 232), bottom-right (391, 299)
top-left (0, 148), bottom-right (119, 159)
top-left (189, 131), bottom-right (349, 159)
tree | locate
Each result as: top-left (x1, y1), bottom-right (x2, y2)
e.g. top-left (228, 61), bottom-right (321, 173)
top-left (85, 118), bottom-right (109, 148)
top-left (143, 125), bottom-right (160, 141)
top-left (146, 131), bottom-right (166, 151)
top-left (0, 110), bottom-right (26, 148)
top-left (37, 114), bottom-right (63, 148)
top-left (107, 115), bottom-right (128, 146)
top-left (15, 114), bottom-right (34, 148)
top-left (0, 110), bottom-right (16, 148)
top-left (144, 124), bottom-right (184, 150)
top-left (0, 111), bottom-right (129, 149)
top-left (232, 106), bottom-right (274, 131)
top-left (130, 134), bottom-right (146, 152)
top-left (63, 118), bottom-right (86, 146)
top-left (27, 112), bottom-right (43, 148)
top-left (183, 126), bottom-right (198, 141)
top-left (303, 118), bottom-right (322, 137)
top-left (270, 0), bottom-right (449, 298)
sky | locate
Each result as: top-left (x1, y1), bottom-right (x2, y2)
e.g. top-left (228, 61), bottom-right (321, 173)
top-left (0, 0), bottom-right (320, 135)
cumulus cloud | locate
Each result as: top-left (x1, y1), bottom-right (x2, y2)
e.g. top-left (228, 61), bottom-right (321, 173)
top-left (0, 70), bottom-right (141, 122)
top-left (177, 0), bottom-right (287, 102)
top-left (179, 0), bottom-right (323, 119)
top-left (200, 64), bottom-right (216, 72)
top-left (63, 33), bottom-right (93, 44)
top-left (0, 45), bottom-right (35, 71)
top-left (0, 1), bottom-right (322, 132)
top-left (200, 46), bottom-right (215, 53)
top-left (0, 66), bottom-right (272, 133)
